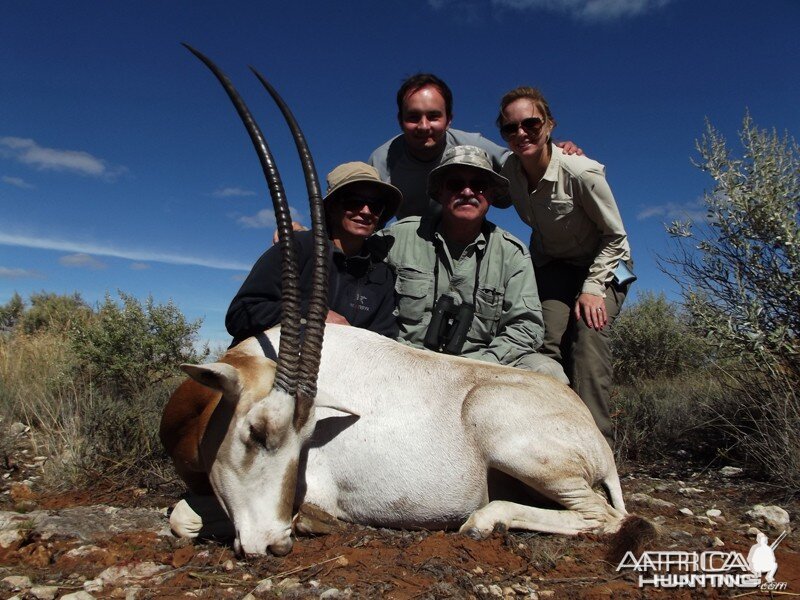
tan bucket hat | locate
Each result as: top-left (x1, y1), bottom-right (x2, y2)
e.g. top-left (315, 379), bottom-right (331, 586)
top-left (427, 145), bottom-right (511, 209)
top-left (324, 162), bottom-right (403, 227)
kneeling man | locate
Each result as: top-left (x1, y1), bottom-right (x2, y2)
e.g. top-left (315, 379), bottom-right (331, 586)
top-left (377, 145), bottom-right (566, 382)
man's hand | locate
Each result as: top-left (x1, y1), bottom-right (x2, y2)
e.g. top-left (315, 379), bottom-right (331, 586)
top-left (555, 140), bottom-right (584, 156)
top-left (325, 310), bottom-right (350, 326)
top-left (272, 221), bottom-right (308, 244)
top-left (574, 293), bottom-right (607, 331)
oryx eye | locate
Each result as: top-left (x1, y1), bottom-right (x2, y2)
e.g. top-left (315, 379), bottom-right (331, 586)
top-left (248, 424), bottom-right (268, 449)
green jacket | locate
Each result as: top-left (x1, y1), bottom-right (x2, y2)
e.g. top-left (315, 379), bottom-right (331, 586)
top-left (375, 216), bottom-right (545, 366)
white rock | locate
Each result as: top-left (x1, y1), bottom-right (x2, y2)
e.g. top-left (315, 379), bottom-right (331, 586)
top-left (629, 493), bottom-right (675, 509)
top-left (61, 593), bottom-right (97, 600)
top-left (320, 589), bottom-right (342, 599)
top-left (65, 545), bottom-right (104, 558)
top-left (83, 579), bottom-right (103, 593)
top-left (98, 562), bottom-right (169, 585)
top-left (712, 537), bottom-right (725, 547)
top-left (276, 577), bottom-right (301, 590)
top-left (747, 527), bottom-right (763, 537)
top-left (125, 587), bottom-right (142, 600)
top-left (719, 466), bottom-right (743, 477)
top-left (746, 505), bottom-right (791, 532)
top-left (30, 586), bottom-right (58, 600)
top-left (254, 579), bottom-right (273, 593)
top-left (678, 487), bottom-right (704, 497)
top-left (2, 576), bottom-right (32, 590)
top-left (679, 508), bottom-right (694, 516)
top-left (488, 584), bottom-right (504, 597)
top-left (0, 530), bottom-right (23, 549)
top-left (706, 509), bottom-right (722, 518)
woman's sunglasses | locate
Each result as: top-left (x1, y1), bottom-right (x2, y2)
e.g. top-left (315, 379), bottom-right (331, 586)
top-left (500, 116), bottom-right (545, 141)
top-left (340, 197), bottom-right (385, 216)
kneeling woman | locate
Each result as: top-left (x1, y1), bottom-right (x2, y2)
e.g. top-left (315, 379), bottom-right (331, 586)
top-left (497, 87), bottom-right (633, 446)
top-left (226, 162), bottom-right (402, 345)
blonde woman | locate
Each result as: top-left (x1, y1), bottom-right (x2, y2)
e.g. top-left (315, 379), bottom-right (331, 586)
top-left (497, 86), bottom-right (633, 446)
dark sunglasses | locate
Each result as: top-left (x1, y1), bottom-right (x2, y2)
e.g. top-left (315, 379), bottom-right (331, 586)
top-left (340, 197), bottom-right (385, 216)
top-left (444, 177), bottom-right (490, 195)
top-left (499, 116), bottom-right (545, 141)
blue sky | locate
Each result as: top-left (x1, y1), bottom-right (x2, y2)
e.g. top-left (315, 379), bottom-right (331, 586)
top-left (2, 0), bottom-right (798, 346)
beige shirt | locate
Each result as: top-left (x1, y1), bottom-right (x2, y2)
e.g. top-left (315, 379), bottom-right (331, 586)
top-left (501, 145), bottom-right (631, 296)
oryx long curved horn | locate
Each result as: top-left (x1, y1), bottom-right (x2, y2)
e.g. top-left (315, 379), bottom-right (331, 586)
top-left (182, 43), bottom-right (301, 396)
top-left (250, 67), bottom-right (328, 412)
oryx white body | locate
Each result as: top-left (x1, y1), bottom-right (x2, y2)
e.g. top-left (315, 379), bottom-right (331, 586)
top-left (167, 322), bottom-right (626, 554)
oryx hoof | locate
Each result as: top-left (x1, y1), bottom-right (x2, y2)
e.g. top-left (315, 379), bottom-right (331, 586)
top-left (462, 527), bottom-right (486, 540)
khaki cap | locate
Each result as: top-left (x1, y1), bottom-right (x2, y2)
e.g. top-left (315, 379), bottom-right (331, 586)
top-left (324, 162), bottom-right (403, 227)
top-left (427, 145), bottom-right (511, 209)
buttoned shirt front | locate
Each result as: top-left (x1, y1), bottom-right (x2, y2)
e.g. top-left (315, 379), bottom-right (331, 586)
top-left (502, 145), bottom-right (631, 296)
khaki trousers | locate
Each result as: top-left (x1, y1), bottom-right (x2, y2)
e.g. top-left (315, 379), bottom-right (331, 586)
top-left (534, 261), bottom-right (627, 446)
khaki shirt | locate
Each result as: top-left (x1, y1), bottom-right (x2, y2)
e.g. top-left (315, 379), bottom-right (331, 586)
top-left (502, 145), bottom-right (631, 296)
top-left (375, 216), bottom-right (544, 366)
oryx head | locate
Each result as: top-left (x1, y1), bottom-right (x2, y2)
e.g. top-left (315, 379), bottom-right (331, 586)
top-left (180, 45), bottom-right (328, 556)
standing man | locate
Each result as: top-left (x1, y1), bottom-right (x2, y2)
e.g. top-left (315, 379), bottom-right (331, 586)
top-left (369, 74), bottom-right (580, 221)
top-left (376, 145), bottom-right (567, 382)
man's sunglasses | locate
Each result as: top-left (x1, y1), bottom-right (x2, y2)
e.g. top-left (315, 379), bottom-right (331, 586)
top-left (340, 197), bottom-right (385, 216)
top-left (444, 177), bottom-right (490, 195)
top-left (499, 116), bottom-right (545, 141)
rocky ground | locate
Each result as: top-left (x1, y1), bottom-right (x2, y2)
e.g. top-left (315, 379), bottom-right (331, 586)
top-left (0, 424), bottom-right (797, 599)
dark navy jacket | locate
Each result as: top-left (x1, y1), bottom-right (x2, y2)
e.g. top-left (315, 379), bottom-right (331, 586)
top-left (226, 231), bottom-right (398, 346)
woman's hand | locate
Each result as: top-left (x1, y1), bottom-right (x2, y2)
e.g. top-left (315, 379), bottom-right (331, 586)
top-left (574, 293), bottom-right (607, 331)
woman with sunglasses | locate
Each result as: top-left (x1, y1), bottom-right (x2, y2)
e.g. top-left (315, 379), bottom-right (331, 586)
top-left (226, 162), bottom-right (403, 346)
top-left (497, 86), bottom-right (633, 447)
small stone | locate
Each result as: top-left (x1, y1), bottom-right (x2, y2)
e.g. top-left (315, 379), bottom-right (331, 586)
top-left (473, 566), bottom-right (484, 575)
top-left (320, 589), bottom-right (342, 599)
top-left (30, 586), bottom-right (59, 600)
top-left (719, 466), bottom-right (743, 477)
top-left (9, 422), bottom-right (28, 436)
top-left (84, 579), bottom-right (104, 593)
top-left (109, 589), bottom-right (126, 599)
top-left (706, 509), bottom-right (722, 518)
top-left (240, 594), bottom-right (256, 600)
top-left (670, 530), bottom-right (693, 541)
top-left (0, 529), bottom-right (24, 550)
top-left (629, 493), bottom-right (675, 509)
top-left (223, 559), bottom-right (234, 571)
top-left (678, 487), bottom-right (704, 497)
top-left (747, 526), bottom-right (762, 537)
top-left (61, 593), bottom-right (97, 600)
top-left (679, 508), bottom-right (694, 516)
top-left (712, 537), bottom-right (725, 547)
top-left (336, 555), bottom-right (349, 567)
top-left (502, 586), bottom-right (516, 596)
top-left (254, 579), bottom-right (273, 593)
top-left (746, 505), bottom-right (791, 532)
top-left (125, 587), bottom-right (142, 600)
top-left (653, 516), bottom-right (667, 525)
top-left (488, 584), bottom-right (504, 597)
top-left (694, 516), bottom-right (714, 526)
top-left (2, 576), bottom-right (32, 590)
top-left (475, 584), bottom-right (489, 595)
top-left (276, 577), bottom-right (301, 590)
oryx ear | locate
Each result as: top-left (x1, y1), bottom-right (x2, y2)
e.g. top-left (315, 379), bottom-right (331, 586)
top-left (181, 363), bottom-right (241, 397)
top-left (313, 391), bottom-right (360, 417)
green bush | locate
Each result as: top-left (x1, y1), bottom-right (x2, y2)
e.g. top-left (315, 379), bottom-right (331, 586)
top-left (661, 113), bottom-right (800, 491)
top-left (0, 290), bottom-right (208, 489)
top-left (611, 291), bottom-right (708, 384)
top-left (72, 292), bottom-right (209, 396)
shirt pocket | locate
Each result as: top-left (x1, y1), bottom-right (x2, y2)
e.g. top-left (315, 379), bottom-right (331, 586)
top-left (470, 285), bottom-right (504, 340)
top-left (395, 267), bottom-right (432, 324)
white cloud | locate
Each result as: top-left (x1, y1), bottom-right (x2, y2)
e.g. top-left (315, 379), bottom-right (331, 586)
top-left (59, 253), bottom-right (107, 270)
top-left (637, 200), bottom-right (707, 222)
top-left (213, 186), bottom-right (256, 198)
top-left (238, 208), bottom-right (276, 229)
top-left (454, 0), bottom-right (678, 21)
top-left (2, 175), bottom-right (34, 189)
top-left (129, 262), bottom-right (151, 270)
top-left (236, 206), bottom-right (307, 230)
top-left (0, 136), bottom-right (127, 179)
top-left (0, 266), bottom-right (40, 279)
top-left (0, 231), bottom-right (250, 271)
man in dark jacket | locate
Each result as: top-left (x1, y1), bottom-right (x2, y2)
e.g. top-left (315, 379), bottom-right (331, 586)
top-left (226, 162), bottom-right (403, 346)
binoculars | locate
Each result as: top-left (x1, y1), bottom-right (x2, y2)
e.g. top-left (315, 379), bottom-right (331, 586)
top-left (423, 294), bottom-right (475, 355)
